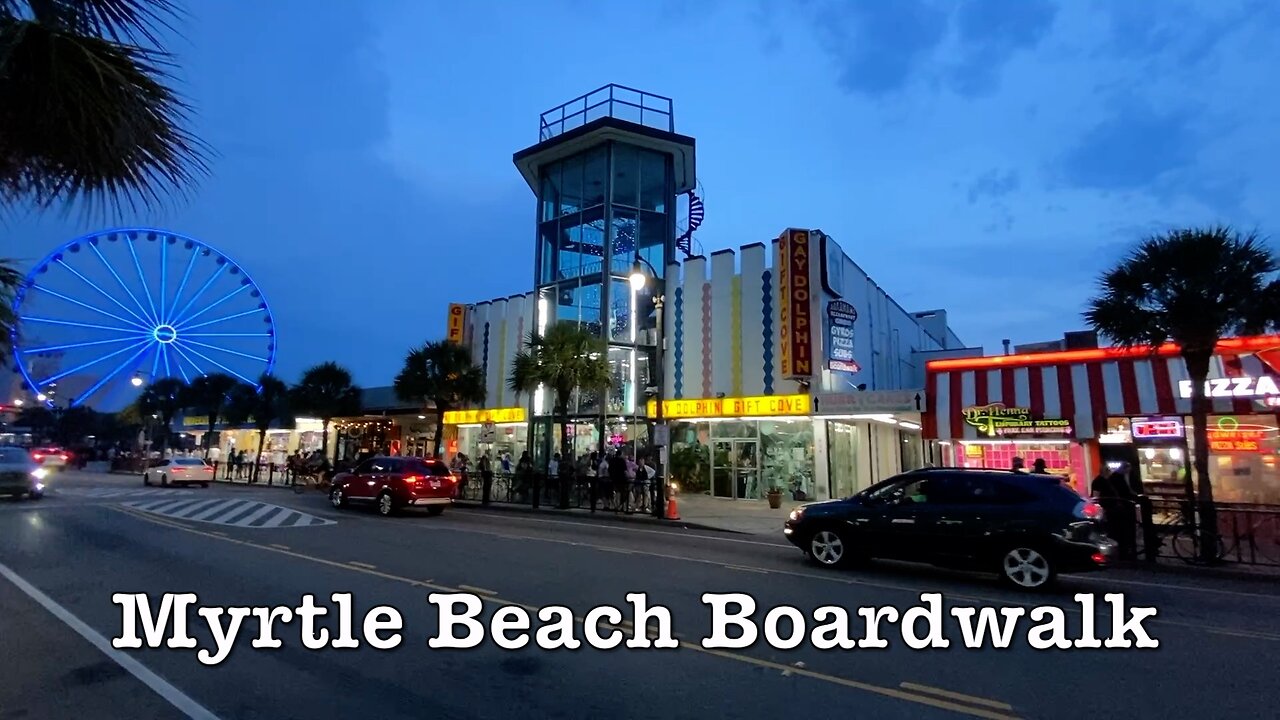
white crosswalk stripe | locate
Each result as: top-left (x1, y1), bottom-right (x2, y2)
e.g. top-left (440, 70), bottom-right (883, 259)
top-left (54, 487), bottom-right (192, 499)
top-left (122, 497), bottom-right (335, 528)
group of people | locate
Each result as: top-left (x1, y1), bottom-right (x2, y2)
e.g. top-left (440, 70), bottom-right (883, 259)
top-left (448, 447), bottom-right (660, 512)
top-left (1009, 455), bottom-right (1143, 559)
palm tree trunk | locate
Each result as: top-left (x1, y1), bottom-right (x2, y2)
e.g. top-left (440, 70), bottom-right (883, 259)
top-left (321, 419), bottom-right (331, 461)
top-left (255, 429), bottom-right (267, 483)
top-left (433, 416), bottom-right (445, 459)
top-left (204, 419), bottom-right (215, 460)
top-left (1184, 351), bottom-right (1219, 562)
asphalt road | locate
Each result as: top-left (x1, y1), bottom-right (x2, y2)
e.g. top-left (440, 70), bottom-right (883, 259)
top-left (2, 470), bottom-right (1277, 720)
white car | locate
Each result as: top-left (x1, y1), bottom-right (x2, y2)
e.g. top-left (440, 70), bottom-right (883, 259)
top-left (0, 446), bottom-right (47, 499)
top-left (144, 457), bottom-right (215, 488)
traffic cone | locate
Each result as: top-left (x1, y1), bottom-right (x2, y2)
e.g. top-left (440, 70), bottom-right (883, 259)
top-left (664, 495), bottom-right (680, 520)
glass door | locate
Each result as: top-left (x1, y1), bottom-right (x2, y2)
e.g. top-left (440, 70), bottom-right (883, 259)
top-left (735, 440), bottom-right (759, 499)
top-left (712, 441), bottom-right (734, 498)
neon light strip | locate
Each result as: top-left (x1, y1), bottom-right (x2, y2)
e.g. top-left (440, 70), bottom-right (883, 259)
top-left (38, 338), bottom-right (151, 386)
top-left (173, 284), bottom-right (249, 329)
top-left (126, 236), bottom-right (160, 325)
top-left (178, 343), bottom-right (255, 384)
top-left (89, 242), bottom-right (154, 326)
top-left (31, 285), bottom-right (150, 331)
top-left (180, 338), bottom-right (268, 363)
top-left (25, 336), bottom-right (142, 354)
top-left (54, 260), bottom-right (151, 328)
top-left (927, 335), bottom-right (1280, 372)
top-left (168, 263), bottom-right (226, 327)
top-left (166, 251), bottom-right (200, 325)
top-left (159, 234), bottom-right (167, 324)
top-left (21, 316), bottom-right (148, 334)
top-left (179, 308), bottom-right (261, 332)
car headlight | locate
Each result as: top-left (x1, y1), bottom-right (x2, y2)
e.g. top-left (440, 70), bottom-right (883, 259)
top-left (788, 508), bottom-right (804, 522)
top-left (31, 468), bottom-right (48, 480)
top-left (34, 482), bottom-right (45, 491)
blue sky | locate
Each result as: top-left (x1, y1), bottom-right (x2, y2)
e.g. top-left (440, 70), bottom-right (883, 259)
top-left (3, 0), bottom-right (1278, 388)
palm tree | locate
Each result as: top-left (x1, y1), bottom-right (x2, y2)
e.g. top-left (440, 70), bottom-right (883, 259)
top-left (240, 374), bottom-right (292, 482)
top-left (0, 259), bottom-right (21, 360)
top-left (0, 0), bottom-right (210, 214)
top-left (507, 322), bottom-right (612, 462)
top-left (290, 362), bottom-right (360, 462)
top-left (135, 377), bottom-right (187, 451)
top-left (1085, 226), bottom-right (1279, 562)
top-left (394, 341), bottom-right (486, 459)
top-left (181, 373), bottom-right (240, 459)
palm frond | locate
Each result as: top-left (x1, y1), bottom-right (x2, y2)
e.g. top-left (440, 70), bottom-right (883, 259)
top-left (0, 8), bottom-right (210, 217)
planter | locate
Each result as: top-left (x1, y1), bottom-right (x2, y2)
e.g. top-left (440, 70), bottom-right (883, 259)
top-left (766, 491), bottom-right (783, 509)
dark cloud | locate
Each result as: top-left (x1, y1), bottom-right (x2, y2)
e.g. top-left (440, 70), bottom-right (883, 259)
top-left (808, 0), bottom-right (1057, 99)
top-left (814, 0), bottom-right (950, 97)
top-left (967, 169), bottom-right (1020, 204)
top-left (1056, 104), bottom-right (1199, 193)
top-left (947, 0), bottom-right (1058, 98)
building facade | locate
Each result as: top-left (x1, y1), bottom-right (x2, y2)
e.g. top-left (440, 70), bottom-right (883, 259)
top-left (924, 335), bottom-right (1280, 504)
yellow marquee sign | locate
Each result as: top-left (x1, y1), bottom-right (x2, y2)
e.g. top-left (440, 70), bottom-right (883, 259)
top-left (442, 407), bottom-right (527, 425)
top-left (646, 394), bottom-right (811, 419)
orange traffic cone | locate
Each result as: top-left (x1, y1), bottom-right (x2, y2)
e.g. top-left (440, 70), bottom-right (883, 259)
top-left (664, 495), bottom-right (680, 520)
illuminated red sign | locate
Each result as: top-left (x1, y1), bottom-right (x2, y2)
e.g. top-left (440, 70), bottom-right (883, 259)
top-left (1132, 417), bottom-right (1184, 440)
top-left (1207, 429), bottom-right (1265, 453)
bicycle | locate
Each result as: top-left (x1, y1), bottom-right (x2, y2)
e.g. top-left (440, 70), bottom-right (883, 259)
top-left (291, 470), bottom-right (332, 494)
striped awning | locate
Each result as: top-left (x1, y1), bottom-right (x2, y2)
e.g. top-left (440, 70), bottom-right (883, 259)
top-left (925, 338), bottom-right (1280, 440)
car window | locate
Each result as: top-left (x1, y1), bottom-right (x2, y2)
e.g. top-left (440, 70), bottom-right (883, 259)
top-left (353, 460), bottom-right (376, 474)
top-left (173, 458), bottom-right (203, 465)
top-left (0, 448), bottom-right (29, 463)
top-left (867, 477), bottom-right (930, 505)
top-left (369, 458), bottom-right (393, 473)
top-left (419, 461), bottom-right (451, 476)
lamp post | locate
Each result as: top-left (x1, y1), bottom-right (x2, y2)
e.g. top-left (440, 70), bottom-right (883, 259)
top-left (630, 258), bottom-right (666, 519)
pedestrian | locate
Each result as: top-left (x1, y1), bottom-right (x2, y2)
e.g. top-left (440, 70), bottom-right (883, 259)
top-left (608, 449), bottom-right (628, 510)
top-left (1092, 464), bottom-right (1137, 559)
top-left (1031, 458), bottom-right (1048, 474)
top-left (478, 451), bottom-right (494, 505)
top-left (1011, 457), bottom-right (1026, 472)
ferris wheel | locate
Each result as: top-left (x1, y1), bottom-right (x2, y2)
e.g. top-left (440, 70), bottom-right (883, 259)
top-left (10, 228), bottom-right (277, 410)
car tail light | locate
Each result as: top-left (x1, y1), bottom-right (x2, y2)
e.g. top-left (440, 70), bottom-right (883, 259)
top-left (1074, 500), bottom-right (1104, 521)
top-left (1091, 552), bottom-right (1107, 564)
top-left (59, 454), bottom-right (68, 461)
top-left (402, 475), bottom-right (419, 484)
top-left (32, 453), bottom-right (44, 460)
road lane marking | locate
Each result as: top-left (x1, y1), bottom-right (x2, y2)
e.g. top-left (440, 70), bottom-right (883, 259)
top-left (900, 682), bottom-right (1015, 711)
top-left (723, 564), bottom-right (771, 574)
top-left (348, 561), bottom-right (377, 570)
top-left (457, 509), bottom-right (790, 547)
top-left (270, 544), bottom-right (291, 550)
top-left (458, 584), bottom-right (498, 596)
top-left (110, 507), bottom-right (1019, 719)
top-left (1080, 575), bottom-right (1280, 601)
top-left (0, 560), bottom-right (223, 720)
top-left (1201, 627), bottom-right (1280, 641)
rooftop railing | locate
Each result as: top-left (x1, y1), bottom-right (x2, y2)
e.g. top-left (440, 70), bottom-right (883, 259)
top-left (539, 84), bottom-right (674, 141)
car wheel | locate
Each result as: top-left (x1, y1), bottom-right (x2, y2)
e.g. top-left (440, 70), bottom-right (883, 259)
top-left (143, 474), bottom-right (151, 486)
top-left (330, 487), bottom-right (347, 509)
top-left (29, 489), bottom-right (43, 500)
top-left (999, 546), bottom-right (1056, 590)
top-left (376, 491), bottom-right (396, 517)
top-left (160, 474), bottom-right (169, 487)
top-left (807, 528), bottom-right (852, 568)
top-left (426, 505), bottom-right (444, 516)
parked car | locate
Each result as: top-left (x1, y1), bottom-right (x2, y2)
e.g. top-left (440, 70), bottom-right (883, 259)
top-left (143, 457), bottom-right (214, 488)
top-left (329, 456), bottom-right (456, 517)
top-left (783, 467), bottom-right (1116, 590)
top-left (31, 447), bottom-right (70, 469)
top-left (0, 446), bottom-right (47, 500)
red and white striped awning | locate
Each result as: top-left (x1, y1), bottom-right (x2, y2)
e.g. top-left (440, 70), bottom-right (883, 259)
top-left (924, 337), bottom-right (1280, 440)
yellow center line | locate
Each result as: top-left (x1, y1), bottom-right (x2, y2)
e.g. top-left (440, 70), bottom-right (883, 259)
top-left (900, 682), bottom-right (1015, 712)
top-left (108, 506), bottom-right (1019, 720)
top-left (458, 584), bottom-right (498, 596)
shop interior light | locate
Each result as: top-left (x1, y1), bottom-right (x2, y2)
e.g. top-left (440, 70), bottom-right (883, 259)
top-left (898, 421), bottom-right (922, 430)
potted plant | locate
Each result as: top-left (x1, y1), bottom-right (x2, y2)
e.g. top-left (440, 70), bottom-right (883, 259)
top-left (766, 486), bottom-right (784, 509)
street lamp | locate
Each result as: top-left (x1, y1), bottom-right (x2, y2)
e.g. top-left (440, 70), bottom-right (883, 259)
top-left (131, 373), bottom-right (144, 387)
top-left (629, 257), bottom-right (666, 519)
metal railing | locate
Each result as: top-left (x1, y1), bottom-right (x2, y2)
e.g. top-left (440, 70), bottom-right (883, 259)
top-left (539, 84), bottom-right (674, 141)
top-left (453, 470), bottom-right (666, 517)
top-left (1125, 496), bottom-right (1280, 567)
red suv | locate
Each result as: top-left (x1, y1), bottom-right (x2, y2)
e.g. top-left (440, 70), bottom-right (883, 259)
top-left (329, 456), bottom-right (456, 517)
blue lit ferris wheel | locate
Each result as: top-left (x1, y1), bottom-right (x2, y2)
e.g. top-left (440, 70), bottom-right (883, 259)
top-left (10, 228), bottom-right (277, 410)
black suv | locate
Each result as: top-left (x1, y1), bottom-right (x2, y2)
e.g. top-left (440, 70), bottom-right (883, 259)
top-left (783, 468), bottom-right (1116, 590)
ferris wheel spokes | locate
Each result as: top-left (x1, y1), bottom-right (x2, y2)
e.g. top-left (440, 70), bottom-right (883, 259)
top-left (172, 283), bottom-right (250, 329)
top-left (38, 337), bottom-right (152, 387)
top-left (89, 241), bottom-right (157, 326)
top-left (169, 263), bottom-right (227, 329)
top-left (29, 284), bottom-right (152, 332)
top-left (24, 336), bottom-right (149, 355)
top-left (55, 258), bottom-right (153, 328)
top-left (178, 342), bottom-right (257, 385)
top-left (21, 315), bottom-right (150, 334)
top-left (126, 238), bottom-right (161, 326)
top-left (75, 342), bottom-right (155, 406)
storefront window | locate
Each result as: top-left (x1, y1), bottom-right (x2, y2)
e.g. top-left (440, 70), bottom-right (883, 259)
top-left (827, 420), bottom-right (860, 498)
top-left (760, 419), bottom-right (814, 501)
top-left (956, 441), bottom-right (1088, 494)
top-left (1187, 414), bottom-right (1280, 504)
top-left (900, 431), bottom-right (923, 471)
top-left (669, 421), bottom-right (710, 494)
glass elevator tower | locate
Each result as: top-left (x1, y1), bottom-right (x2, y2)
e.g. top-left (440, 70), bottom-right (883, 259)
top-left (512, 84), bottom-right (697, 467)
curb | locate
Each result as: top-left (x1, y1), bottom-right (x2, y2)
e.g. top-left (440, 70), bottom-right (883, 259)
top-left (451, 500), bottom-right (747, 535)
top-left (1113, 559), bottom-right (1280, 584)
